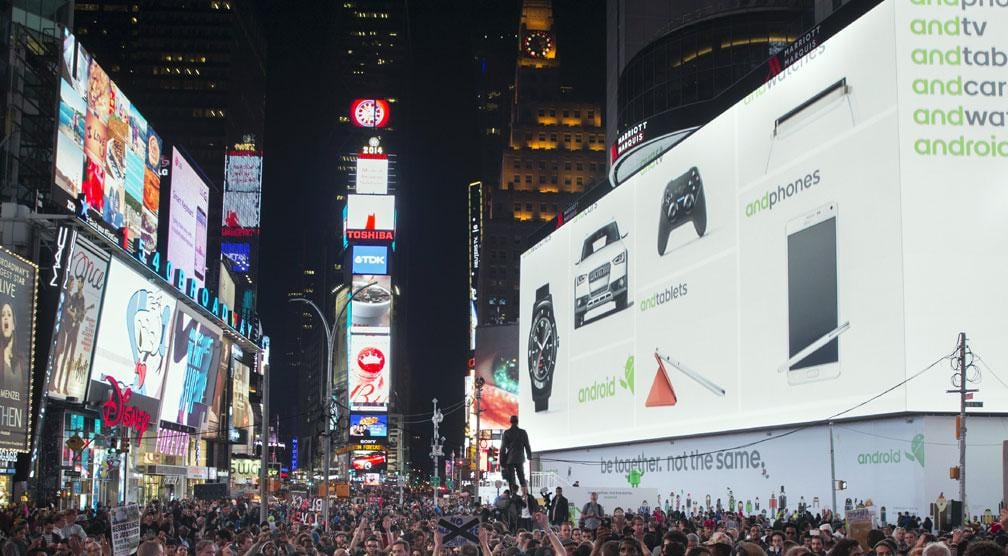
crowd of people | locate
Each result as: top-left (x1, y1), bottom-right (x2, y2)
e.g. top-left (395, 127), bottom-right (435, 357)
top-left (0, 485), bottom-right (1005, 556)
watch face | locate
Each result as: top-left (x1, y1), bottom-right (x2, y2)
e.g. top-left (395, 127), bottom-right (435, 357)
top-left (524, 31), bottom-right (553, 58)
top-left (528, 304), bottom-right (558, 387)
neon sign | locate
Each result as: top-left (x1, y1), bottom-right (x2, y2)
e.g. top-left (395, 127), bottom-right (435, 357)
top-left (100, 376), bottom-right (152, 444)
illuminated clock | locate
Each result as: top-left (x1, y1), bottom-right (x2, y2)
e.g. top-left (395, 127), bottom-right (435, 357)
top-left (350, 99), bottom-right (391, 128)
top-left (523, 31), bottom-right (553, 58)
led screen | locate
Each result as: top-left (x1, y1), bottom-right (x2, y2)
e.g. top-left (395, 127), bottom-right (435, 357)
top-left (45, 235), bottom-right (109, 401)
top-left (346, 195), bottom-right (395, 232)
top-left (350, 448), bottom-right (387, 473)
top-left (0, 248), bottom-right (38, 451)
top-left (159, 304), bottom-right (223, 428)
top-left (232, 359), bottom-right (251, 439)
top-left (167, 148), bottom-right (210, 289)
top-left (349, 413), bottom-right (388, 439)
top-left (223, 151), bottom-right (263, 231)
top-left (350, 275), bottom-right (392, 335)
top-left (56, 32), bottom-right (162, 255)
top-left (351, 245), bottom-right (389, 275)
top-left (222, 242), bottom-right (251, 273)
top-left (348, 334), bottom-right (390, 412)
top-left (519, 0), bottom-right (1008, 450)
top-left (355, 154), bottom-right (389, 194)
top-left (474, 325), bottom-right (519, 430)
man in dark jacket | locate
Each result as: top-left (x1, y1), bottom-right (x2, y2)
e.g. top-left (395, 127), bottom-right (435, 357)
top-left (549, 486), bottom-right (570, 526)
top-left (500, 415), bottom-right (532, 496)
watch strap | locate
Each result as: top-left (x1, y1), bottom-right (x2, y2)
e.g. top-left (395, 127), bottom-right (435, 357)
top-left (536, 284), bottom-right (550, 300)
top-left (534, 397), bottom-right (549, 411)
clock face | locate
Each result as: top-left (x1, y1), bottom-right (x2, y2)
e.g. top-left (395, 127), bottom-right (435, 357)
top-left (528, 306), bottom-right (558, 385)
top-left (524, 31), bottom-right (553, 58)
top-left (350, 99), bottom-right (390, 128)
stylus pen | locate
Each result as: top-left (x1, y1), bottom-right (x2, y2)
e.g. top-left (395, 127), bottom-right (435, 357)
top-left (656, 350), bottom-right (726, 397)
top-left (777, 320), bottom-right (851, 374)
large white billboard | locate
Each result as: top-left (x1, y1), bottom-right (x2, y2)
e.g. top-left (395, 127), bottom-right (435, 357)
top-left (520, 0), bottom-right (1008, 450)
top-left (346, 195), bottom-right (395, 232)
top-left (167, 148), bottom-right (210, 289)
top-left (348, 333), bottom-right (391, 412)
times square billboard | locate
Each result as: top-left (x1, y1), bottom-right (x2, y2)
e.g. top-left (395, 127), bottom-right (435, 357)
top-left (520, 0), bottom-right (1008, 451)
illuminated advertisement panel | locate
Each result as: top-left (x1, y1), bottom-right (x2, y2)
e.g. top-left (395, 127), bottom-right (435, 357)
top-left (350, 99), bottom-right (391, 128)
top-left (355, 154), bottom-right (389, 194)
top-left (207, 338), bottom-right (231, 434)
top-left (519, 0), bottom-right (1008, 451)
top-left (350, 275), bottom-right (392, 334)
top-left (223, 151), bottom-right (263, 231)
top-left (351, 446), bottom-right (387, 473)
top-left (56, 32), bottom-right (162, 255)
top-left (231, 359), bottom-right (251, 441)
top-left (222, 242), bottom-right (251, 273)
top-left (0, 248), bottom-right (38, 451)
top-left (346, 195), bottom-right (395, 238)
top-left (167, 148), bottom-right (210, 289)
top-left (474, 324), bottom-right (519, 430)
top-left (349, 413), bottom-right (388, 439)
top-left (45, 235), bottom-right (109, 401)
top-left (348, 334), bottom-right (390, 412)
top-left (351, 245), bottom-right (388, 275)
top-left (159, 304), bottom-right (223, 428)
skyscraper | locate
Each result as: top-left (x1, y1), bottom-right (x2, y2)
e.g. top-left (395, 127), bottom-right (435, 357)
top-left (477, 0), bottom-right (607, 326)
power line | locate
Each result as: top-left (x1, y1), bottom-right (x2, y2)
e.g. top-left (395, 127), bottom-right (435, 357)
top-left (539, 349), bottom-right (956, 466)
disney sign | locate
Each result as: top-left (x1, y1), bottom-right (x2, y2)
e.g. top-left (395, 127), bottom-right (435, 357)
top-left (100, 376), bottom-right (152, 444)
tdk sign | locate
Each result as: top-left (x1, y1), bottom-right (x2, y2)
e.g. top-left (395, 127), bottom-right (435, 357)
top-left (352, 245), bottom-right (389, 274)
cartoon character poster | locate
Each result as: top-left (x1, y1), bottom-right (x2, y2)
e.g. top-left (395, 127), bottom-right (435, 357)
top-left (88, 259), bottom-right (175, 406)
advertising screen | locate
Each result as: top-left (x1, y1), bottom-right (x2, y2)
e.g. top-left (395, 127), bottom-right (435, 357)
top-left (346, 195), bottom-right (395, 233)
top-left (56, 33), bottom-right (162, 254)
top-left (167, 148), bottom-right (210, 289)
top-left (46, 235), bottom-right (109, 401)
top-left (349, 414), bottom-right (388, 439)
top-left (206, 338), bottom-right (230, 435)
top-left (474, 325), bottom-right (519, 430)
top-left (159, 305), bottom-right (223, 428)
top-left (231, 359), bottom-right (251, 438)
top-left (222, 242), bottom-right (251, 273)
top-left (348, 334), bottom-right (390, 412)
top-left (350, 99), bottom-right (391, 128)
top-left (519, 0), bottom-right (1008, 451)
top-left (350, 276), bottom-right (392, 334)
top-left (351, 245), bottom-right (389, 275)
top-left (223, 151), bottom-right (263, 231)
top-left (89, 259), bottom-right (176, 406)
top-left (350, 448), bottom-right (387, 473)
top-left (355, 154), bottom-right (389, 194)
top-left (0, 248), bottom-right (38, 451)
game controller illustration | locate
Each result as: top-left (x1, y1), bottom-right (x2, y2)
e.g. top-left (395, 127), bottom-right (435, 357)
top-left (658, 166), bottom-right (707, 255)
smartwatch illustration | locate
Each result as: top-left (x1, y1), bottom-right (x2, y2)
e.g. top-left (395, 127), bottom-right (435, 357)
top-left (527, 284), bottom-right (558, 412)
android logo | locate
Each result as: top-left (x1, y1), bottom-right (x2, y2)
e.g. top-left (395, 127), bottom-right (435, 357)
top-left (626, 468), bottom-right (645, 487)
top-left (904, 433), bottom-right (926, 468)
top-left (620, 356), bottom-right (635, 393)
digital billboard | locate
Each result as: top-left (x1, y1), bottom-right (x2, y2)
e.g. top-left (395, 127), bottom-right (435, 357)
top-left (56, 32), bottom-right (162, 255)
top-left (351, 448), bottom-right (387, 473)
top-left (167, 148), bottom-right (210, 289)
top-left (46, 235), bottom-right (109, 401)
top-left (159, 304), bottom-right (223, 428)
top-left (349, 413), bottom-right (388, 439)
top-left (231, 359), bottom-right (251, 438)
top-left (223, 150), bottom-right (263, 231)
top-left (350, 276), bottom-right (392, 334)
top-left (0, 248), bottom-right (38, 451)
top-left (519, 0), bottom-right (1008, 451)
top-left (355, 154), bottom-right (389, 194)
top-left (345, 195), bottom-right (395, 238)
top-left (222, 242), bottom-right (251, 273)
top-left (207, 338), bottom-right (231, 435)
top-left (474, 325), bottom-right (519, 430)
top-left (348, 334), bottom-right (390, 412)
top-left (351, 245), bottom-right (389, 275)
top-left (350, 99), bottom-right (391, 128)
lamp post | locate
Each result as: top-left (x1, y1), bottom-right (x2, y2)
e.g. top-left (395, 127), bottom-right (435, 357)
top-left (289, 280), bottom-right (376, 532)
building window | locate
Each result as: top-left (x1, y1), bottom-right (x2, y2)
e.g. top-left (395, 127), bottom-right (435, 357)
top-left (563, 110), bottom-right (569, 117)
top-left (576, 134), bottom-right (582, 143)
top-left (588, 110), bottom-right (594, 120)
top-left (513, 174), bottom-right (520, 185)
top-left (538, 133), bottom-right (546, 141)
top-left (550, 133), bottom-right (557, 141)
top-left (514, 203), bottom-right (521, 212)
top-left (538, 109), bottom-right (545, 117)
top-left (539, 175), bottom-right (546, 184)
top-left (564, 162), bottom-right (571, 170)
top-left (551, 175), bottom-right (557, 184)
top-left (576, 162), bottom-right (583, 170)
top-left (564, 134), bottom-right (571, 143)
top-left (525, 175), bottom-right (532, 184)
top-left (525, 203), bottom-right (532, 211)
top-left (577, 177), bottom-right (584, 186)
top-left (549, 109), bottom-right (556, 117)
top-left (574, 110), bottom-right (581, 118)
top-left (512, 159), bottom-right (520, 168)
top-left (538, 161), bottom-right (545, 169)
top-left (564, 177), bottom-right (572, 185)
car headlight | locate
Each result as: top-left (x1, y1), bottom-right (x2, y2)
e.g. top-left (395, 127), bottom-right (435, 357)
top-left (576, 274), bottom-right (586, 285)
top-left (613, 251), bottom-right (626, 264)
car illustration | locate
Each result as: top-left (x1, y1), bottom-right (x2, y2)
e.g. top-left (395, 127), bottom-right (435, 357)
top-left (351, 451), bottom-right (386, 471)
top-left (574, 221), bottom-right (629, 328)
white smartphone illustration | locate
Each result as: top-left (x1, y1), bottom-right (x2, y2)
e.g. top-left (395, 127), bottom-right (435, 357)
top-left (784, 202), bottom-right (842, 385)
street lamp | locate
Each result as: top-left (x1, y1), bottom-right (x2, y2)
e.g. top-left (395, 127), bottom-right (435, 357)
top-left (289, 279), bottom-right (377, 531)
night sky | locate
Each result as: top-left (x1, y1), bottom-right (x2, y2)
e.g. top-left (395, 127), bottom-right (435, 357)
top-left (256, 0), bottom-right (603, 473)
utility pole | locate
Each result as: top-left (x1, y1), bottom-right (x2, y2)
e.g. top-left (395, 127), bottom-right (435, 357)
top-left (430, 398), bottom-right (444, 508)
top-left (474, 377), bottom-right (484, 503)
top-left (259, 337), bottom-right (271, 524)
top-left (828, 420), bottom-right (837, 516)
top-left (948, 332), bottom-right (977, 525)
